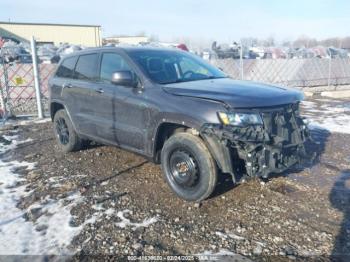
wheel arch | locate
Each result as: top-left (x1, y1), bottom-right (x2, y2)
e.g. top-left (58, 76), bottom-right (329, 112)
top-left (50, 101), bottom-right (65, 121)
top-left (50, 100), bottom-right (79, 134)
top-left (152, 122), bottom-right (192, 163)
top-left (151, 119), bottom-right (233, 179)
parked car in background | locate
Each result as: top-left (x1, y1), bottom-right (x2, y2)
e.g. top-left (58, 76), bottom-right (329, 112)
top-left (37, 44), bottom-right (60, 64)
top-left (211, 41), bottom-right (240, 59)
top-left (328, 47), bottom-right (349, 58)
top-left (154, 42), bottom-right (189, 52)
top-left (0, 45), bottom-right (32, 64)
top-left (49, 47), bottom-right (310, 201)
top-left (17, 48), bottom-right (32, 63)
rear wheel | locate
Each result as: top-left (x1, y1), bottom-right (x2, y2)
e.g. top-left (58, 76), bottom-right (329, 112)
top-left (53, 109), bottom-right (83, 152)
top-left (161, 132), bottom-right (218, 202)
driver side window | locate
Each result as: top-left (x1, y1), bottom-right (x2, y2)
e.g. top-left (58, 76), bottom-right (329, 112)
top-left (100, 53), bottom-right (131, 82)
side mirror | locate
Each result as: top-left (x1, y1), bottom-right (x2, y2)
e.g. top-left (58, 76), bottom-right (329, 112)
top-left (111, 71), bottom-right (136, 87)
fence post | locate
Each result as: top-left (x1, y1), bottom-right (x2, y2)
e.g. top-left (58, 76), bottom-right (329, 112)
top-left (328, 49), bottom-right (332, 88)
top-left (31, 36), bottom-right (44, 119)
top-left (0, 78), bottom-right (7, 119)
top-left (0, 58), bottom-right (10, 120)
top-left (240, 41), bottom-right (244, 80)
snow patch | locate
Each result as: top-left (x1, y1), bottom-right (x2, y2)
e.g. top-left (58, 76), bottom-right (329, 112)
top-left (0, 135), bottom-right (87, 255)
top-left (301, 100), bottom-right (350, 134)
top-left (115, 209), bottom-right (158, 229)
top-left (0, 135), bottom-right (33, 154)
top-left (100, 181), bottom-right (109, 186)
top-left (1, 117), bottom-right (51, 127)
top-left (301, 100), bottom-right (317, 109)
top-left (215, 231), bottom-right (245, 241)
top-left (104, 208), bottom-right (116, 216)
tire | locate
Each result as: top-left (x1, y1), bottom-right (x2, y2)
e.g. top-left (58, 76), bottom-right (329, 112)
top-left (53, 109), bottom-right (83, 152)
top-left (161, 132), bottom-right (218, 202)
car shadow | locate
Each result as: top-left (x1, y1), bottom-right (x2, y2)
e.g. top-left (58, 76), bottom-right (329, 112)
top-left (330, 169), bottom-right (350, 261)
top-left (210, 172), bottom-right (238, 199)
top-left (81, 140), bottom-right (104, 150)
top-left (80, 160), bottom-right (149, 192)
top-left (210, 127), bottom-right (330, 200)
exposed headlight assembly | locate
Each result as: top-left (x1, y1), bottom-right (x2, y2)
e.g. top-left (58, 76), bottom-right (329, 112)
top-left (218, 112), bottom-right (263, 126)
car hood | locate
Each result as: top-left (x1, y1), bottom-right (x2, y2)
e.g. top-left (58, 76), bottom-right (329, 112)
top-left (163, 78), bottom-right (304, 108)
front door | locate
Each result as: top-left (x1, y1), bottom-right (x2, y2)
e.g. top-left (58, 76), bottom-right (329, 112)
top-left (91, 52), bottom-right (149, 152)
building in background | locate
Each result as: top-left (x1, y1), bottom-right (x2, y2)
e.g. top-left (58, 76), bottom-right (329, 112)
top-left (0, 21), bottom-right (102, 47)
top-left (103, 35), bottom-right (149, 45)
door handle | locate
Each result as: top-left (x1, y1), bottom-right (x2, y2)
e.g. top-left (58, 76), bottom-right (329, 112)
top-left (62, 83), bottom-right (73, 89)
top-left (95, 88), bottom-right (104, 94)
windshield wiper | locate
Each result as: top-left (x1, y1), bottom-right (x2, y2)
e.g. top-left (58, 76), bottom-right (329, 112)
top-left (161, 76), bottom-right (227, 85)
top-left (205, 76), bottom-right (227, 80)
top-left (160, 79), bottom-right (184, 84)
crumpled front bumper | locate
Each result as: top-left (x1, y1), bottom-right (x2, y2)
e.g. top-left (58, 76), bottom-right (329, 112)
top-left (200, 103), bottom-right (310, 182)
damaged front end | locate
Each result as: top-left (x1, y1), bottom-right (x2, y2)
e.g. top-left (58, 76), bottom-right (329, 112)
top-left (201, 103), bottom-right (310, 182)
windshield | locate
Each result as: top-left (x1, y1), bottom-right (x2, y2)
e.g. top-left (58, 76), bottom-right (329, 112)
top-left (127, 49), bottom-right (227, 84)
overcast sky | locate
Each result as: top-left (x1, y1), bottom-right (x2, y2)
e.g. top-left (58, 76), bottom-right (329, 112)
top-left (1, 0), bottom-right (349, 43)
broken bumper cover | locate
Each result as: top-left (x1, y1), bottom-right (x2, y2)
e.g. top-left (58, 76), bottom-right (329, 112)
top-left (201, 103), bottom-right (310, 182)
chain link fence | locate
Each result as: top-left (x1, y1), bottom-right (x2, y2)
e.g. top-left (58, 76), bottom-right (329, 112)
top-left (1, 51), bottom-right (350, 118)
top-left (210, 57), bottom-right (350, 89)
top-left (0, 62), bottom-right (56, 116)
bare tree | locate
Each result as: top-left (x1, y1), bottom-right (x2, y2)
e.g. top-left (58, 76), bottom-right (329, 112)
top-left (136, 31), bottom-right (146, 37)
top-left (257, 36), bottom-right (275, 47)
top-left (293, 35), bottom-right (317, 48)
top-left (149, 34), bottom-right (159, 42)
top-left (341, 37), bottom-right (350, 49)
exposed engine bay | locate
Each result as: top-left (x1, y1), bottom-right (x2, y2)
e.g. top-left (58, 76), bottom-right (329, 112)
top-left (201, 103), bottom-right (311, 182)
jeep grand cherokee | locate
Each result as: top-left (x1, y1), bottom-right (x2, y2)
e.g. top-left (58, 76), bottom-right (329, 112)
top-left (49, 47), bottom-right (309, 202)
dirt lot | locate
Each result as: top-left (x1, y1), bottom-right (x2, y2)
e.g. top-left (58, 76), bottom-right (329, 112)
top-left (1, 97), bottom-right (350, 261)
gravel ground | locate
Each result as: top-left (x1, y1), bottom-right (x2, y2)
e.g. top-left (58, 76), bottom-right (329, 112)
top-left (1, 97), bottom-right (350, 261)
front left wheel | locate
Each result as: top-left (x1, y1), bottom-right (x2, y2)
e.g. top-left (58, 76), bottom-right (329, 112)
top-left (161, 132), bottom-right (218, 202)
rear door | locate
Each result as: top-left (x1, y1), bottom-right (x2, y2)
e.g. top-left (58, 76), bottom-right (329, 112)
top-left (60, 53), bottom-right (99, 135)
top-left (70, 53), bottom-right (99, 135)
top-left (55, 56), bottom-right (80, 126)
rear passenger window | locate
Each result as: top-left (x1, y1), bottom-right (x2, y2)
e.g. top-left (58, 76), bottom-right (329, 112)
top-left (74, 54), bottom-right (99, 81)
top-left (56, 56), bottom-right (77, 78)
top-left (100, 53), bottom-right (131, 82)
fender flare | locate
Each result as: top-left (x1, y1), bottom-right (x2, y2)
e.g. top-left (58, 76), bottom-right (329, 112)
top-left (149, 113), bottom-right (202, 158)
top-left (200, 132), bottom-right (235, 181)
top-left (50, 99), bottom-right (79, 133)
top-left (151, 116), bottom-right (235, 181)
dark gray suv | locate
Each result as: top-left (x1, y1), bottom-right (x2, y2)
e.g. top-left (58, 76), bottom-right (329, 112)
top-left (49, 47), bottom-right (309, 202)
